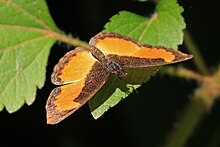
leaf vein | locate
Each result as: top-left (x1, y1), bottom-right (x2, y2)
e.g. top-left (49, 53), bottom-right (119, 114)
top-left (139, 13), bottom-right (158, 41)
top-left (1, 35), bottom-right (50, 52)
top-left (127, 20), bottom-right (148, 37)
top-left (0, 24), bottom-right (47, 34)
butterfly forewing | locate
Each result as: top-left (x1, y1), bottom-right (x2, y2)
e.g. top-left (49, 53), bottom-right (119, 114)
top-left (90, 32), bottom-right (192, 67)
top-left (51, 47), bottom-right (97, 85)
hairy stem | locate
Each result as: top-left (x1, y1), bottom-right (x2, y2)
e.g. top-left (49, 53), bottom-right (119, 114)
top-left (162, 66), bottom-right (211, 82)
top-left (46, 30), bottom-right (90, 49)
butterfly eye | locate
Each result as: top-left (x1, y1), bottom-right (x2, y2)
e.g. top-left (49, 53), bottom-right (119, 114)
top-left (106, 61), bottom-right (119, 71)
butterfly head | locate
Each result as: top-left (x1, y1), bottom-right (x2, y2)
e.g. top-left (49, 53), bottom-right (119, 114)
top-left (106, 60), bottom-right (127, 78)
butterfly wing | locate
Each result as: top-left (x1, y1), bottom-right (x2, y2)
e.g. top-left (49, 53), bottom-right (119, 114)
top-left (51, 47), bottom-right (96, 85)
top-left (89, 32), bottom-right (192, 68)
top-left (46, 48), bottom-right (110, 124)
top-left (107, 46), bottom-right (193, 68)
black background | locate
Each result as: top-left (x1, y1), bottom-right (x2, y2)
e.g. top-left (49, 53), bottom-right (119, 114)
top-left (0, 0), bottom-right (220, 147)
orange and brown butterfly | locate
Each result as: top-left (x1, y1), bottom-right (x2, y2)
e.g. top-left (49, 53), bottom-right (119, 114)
top-left (46, 32), bottom-right (193, 124)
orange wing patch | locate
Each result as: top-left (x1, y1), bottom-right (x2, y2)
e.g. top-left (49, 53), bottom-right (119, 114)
top-left (90, 33), bottom-right (139, 56)
top-left (51, 47), bottom-right (96, 85)
top-left (53, 80), bottom-right (85, 111)
top-left (133, 46), bottom-right (175, 62)
top-left (92, 37), bottom-right (138, 56)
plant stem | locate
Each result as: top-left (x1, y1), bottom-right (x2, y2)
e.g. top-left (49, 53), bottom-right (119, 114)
top-left (46, 30), bottom-right (90, 49)
top-left (162, 66), bottom-right (211, 82)
top-left (162, 65), bottom-right (220, 147)
top-left (162, 98), bottom-right (207, 147)
top-left (184, 30), bottom-right (209, 75)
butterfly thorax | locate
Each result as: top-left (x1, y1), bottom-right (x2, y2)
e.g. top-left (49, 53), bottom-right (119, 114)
top-left (90, 46), bottom-right (127, 78)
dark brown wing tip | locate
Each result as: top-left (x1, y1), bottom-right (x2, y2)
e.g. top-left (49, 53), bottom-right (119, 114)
top-left (174, 50), bottom-right (193, 62)
top-left (46, 87), bottom-right (77, 125)
top-left (46, 115), bottom-right (63, 125)
top-left (177, 54), bottom-right (193, 63)
top-left (45, 88), bottom-right (61, 125)
top-left (46, 88), bottom-right (70, 125)
top-left (46, 106), bottom-right (73, 125)
top-left (186, 54), bottom-right (193, 60)
top-left (46, 115), bottom-right (59, 125)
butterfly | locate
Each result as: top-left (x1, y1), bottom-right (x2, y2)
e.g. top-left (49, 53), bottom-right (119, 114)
top-left (46, 32), bottom-right (193, 124)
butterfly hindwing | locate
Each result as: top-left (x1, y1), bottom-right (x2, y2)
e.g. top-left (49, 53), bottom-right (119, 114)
top-left (46, 48), bottom-right (111, 124)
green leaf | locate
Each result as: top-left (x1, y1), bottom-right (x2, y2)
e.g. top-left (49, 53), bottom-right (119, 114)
top-left (89, 0), bottom-right (185, 119)
top-left (0, 0), bottom-right (59, 113)
top-left (104, 0), bottom-right (185, 49)
top-left (89, 68), bottom-right (157, 119)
